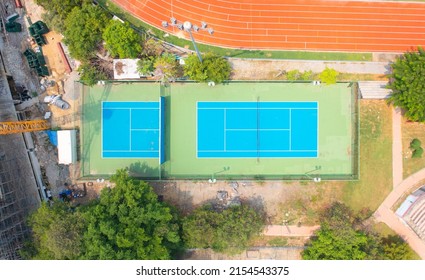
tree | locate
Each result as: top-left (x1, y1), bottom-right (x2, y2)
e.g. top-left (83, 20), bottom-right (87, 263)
top-left (78, 62), bottom-right (107, 86)
top-left (388, 47), bottom-right (425, 122)
top-left (153, 53), bottom-right (181, 83)
top-left (63, 4), bottom-right (109, 61)
top-left (137, 57), bottom-right (155, 76)
top-left (23, 202), bottom-right (85, 259)
top-left (302, 224), bottom-right (382, 260)
top-left (381, 235), bottom-right (411, 260)
top-left (184, 53), bottom-right (231, 83)
top-left (103, 20), bottom-right (142, 59)
top-left (142, 38), bottom-right (163, 57)
top-left (36, 0), bottom-right (84, 32)
top-left (182, 204), bottom-right (264, 254)
top-left (302, 202), bottom-right (417, 260)
top-left (410, 138), bottom-right (422, 149)
top-left (82, 169), bottom-right (182, 259)
top-left (319, 67), bottom-right (338, 85)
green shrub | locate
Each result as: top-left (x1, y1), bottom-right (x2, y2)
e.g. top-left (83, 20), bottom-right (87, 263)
top-left (300, 70), bottom-right (313, 80)
top-left (410, 138), bottom-right (422, 150)
top-left (319, 67), bottom-right (339, 85)
top-left (286, 69), bottom-right (301, 80)
top-left (412, 147), bottom-right (423, 158)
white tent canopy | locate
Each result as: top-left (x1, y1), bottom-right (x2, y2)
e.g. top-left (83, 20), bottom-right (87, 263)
top-left (57, 130), bottom-right (77, 165)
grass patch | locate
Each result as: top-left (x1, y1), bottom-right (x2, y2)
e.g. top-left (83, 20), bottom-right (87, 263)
top-left (97, 0), bottom-right (372, 61)
top-left (342, 100), bottom-right (393, 212)
top-left (267, 237), bottom-right (289, 247)
top-left (373, 222), bottom-right (421, 260)
top-left (277, 182), bottom-right (343, 226)
top-left (401, 117), bottom-right (425, 178)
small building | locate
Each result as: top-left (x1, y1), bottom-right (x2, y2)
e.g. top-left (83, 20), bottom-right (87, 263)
top-left (113, 59), bottom-right (141, 80)
top-left (57, 130), bottom-right (77, 165)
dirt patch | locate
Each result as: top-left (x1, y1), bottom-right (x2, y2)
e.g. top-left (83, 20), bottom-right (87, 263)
top-left (114, 61), bottom-right (125, 75)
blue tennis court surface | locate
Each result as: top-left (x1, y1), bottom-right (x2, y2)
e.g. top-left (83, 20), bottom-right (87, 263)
top-left (102, 100), bottom-right (165, 160)
top-left (197, 101), bottom-right (318, 158)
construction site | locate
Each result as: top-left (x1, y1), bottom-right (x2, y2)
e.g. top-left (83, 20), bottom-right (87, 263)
top-left (0, 0), bottom-right (79, 259)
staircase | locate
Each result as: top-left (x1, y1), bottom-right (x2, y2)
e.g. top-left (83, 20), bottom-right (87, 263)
top-left (405, 195), bottom-right (425, 241)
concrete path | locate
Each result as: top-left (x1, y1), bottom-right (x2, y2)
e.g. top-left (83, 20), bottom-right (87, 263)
top-left (264, 225), bottom-right (320, 237)
top-left (392, 107), bottom-right (403, 188)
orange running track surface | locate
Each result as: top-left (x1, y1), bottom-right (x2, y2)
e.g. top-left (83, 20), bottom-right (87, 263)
top-left (112, 0), bottom-right (425, 52)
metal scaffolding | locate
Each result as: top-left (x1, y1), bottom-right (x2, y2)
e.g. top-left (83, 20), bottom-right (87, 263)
top-left (0, 43), bottom-right (41, 258)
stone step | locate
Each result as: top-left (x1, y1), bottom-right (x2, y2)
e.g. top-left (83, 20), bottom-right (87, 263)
top-left (409, 196), bottom-right (425, 221)
top-left (358, 81), bottom-right (391, 99)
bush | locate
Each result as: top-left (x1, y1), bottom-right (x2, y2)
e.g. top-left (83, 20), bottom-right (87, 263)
top-left (78, 63), bottom-right (107, 86)
top-left (410, 138), bottom-right (422, 150)
top-left (300, 70), bottom-right (313, 81)
top-left (137, 56), bottom-right (155, 76)
top-left (412, 147), bottom-right (423, 158)
top-left (286, 69), bottom-right (301, 80)
top-left (319, 67), bottom-right (339, 85)
top-left (182, 204), bottom-right (264, 254)
top-left (183, 53), bottom-right (231, 83)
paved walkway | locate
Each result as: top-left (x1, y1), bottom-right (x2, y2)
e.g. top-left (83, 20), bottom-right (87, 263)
top-left (392, 107), bottom-right (403, 188)
top-left (263, 225), bottom-right (320, 237)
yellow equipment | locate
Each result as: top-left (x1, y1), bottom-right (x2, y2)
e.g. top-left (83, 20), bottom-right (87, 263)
top-left (0, 120), bottom-right (50, 135)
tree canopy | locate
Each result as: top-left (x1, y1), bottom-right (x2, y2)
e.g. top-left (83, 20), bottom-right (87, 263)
top-left (182, 204), bottom-right (264, 254)
top-left (302, 202), bottom-right (414, 260)
top-left (24, 202), bottom-right (85, 260)
top-left (388, 47), bottom-right (425, 122)
top-left (153, 53), bottom-right (181, 83)
top-left (24, 170), bottom-right (182, 260)
top-left (183, 53), bottom-right (231, 83)
top-left (35, 0), bottom-right (84, 32)
top-left (82, 170), bottom-right (182, 259)
top-left (78, 62), bottom-right (107, 87)
top-left (63, 4), bottom-right (109, 61)
top-left (103, 20), bottom-right (142, 59)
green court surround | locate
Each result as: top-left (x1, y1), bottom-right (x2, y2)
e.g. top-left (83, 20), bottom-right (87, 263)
top-left (80, 81), bottom-right (358, 180)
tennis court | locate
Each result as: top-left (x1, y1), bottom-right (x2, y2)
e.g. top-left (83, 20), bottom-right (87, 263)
top-left (102, 100), bottom-right (165, 161)
top-left (197, 101), bottom-right (318, 158)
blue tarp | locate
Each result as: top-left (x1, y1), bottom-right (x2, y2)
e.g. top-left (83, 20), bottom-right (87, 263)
top-left (46, 130), bottom-right (58, 146)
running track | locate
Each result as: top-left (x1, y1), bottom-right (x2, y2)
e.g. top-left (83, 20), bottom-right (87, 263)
top-left (112, 0), bottom-right (425, 52)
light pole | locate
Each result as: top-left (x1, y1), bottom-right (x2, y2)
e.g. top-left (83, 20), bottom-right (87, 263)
top-left (162, 18), bottom-right (214, 63)
top-left (183, 21), bottom-right (202, 63)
